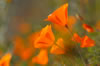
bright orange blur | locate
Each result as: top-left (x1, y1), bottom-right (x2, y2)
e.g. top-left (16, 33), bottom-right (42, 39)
top-left (81, 36), bottom-right (95, 48)
top-left (72, 33), bottom-right (82, 43)
top-left (32, 49), bottom-right (48, 65)
top-left (50, 38), bottom-right (65, 54)
top-left (0, 53), bottom-right (12, 66)
top-left (82, 24), bottom-right (94, 32)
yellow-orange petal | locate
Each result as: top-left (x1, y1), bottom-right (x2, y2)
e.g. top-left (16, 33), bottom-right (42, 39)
top-left (34, 25), bottom-right (55, 48)
top-left (32, 49), bottom-right (48, 65)
top-left (50, 38), bottom-right (65, 54)
top-left (82, 24), bottom-right (94, 32)
top-left (45, 3), bottom-right (68, 26)
top-left (81, 36), bottom-right (95, 48)
top-left (0, 53), bottom-right (12, 66)
top-left (72, 33), bottom-right (82, 43)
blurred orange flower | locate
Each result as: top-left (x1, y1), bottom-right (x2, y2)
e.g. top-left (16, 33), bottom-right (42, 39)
top-left (20, 48), bottom-right (33, 61)
top-left (34, 25), bottom-right (55, 48)
top-left (81, 36), bottom-right (95, 48)
top-left (18, 23), bottom-right (31, 34)
top-left (82, 24), bottom-right (94, 32)
top-left (7, 0), bottom-right (12, 3)
top-left (32, 49), bottom-right (48, 65)
top-left (13, 36), bottom-right (34, 61)
top-left (0, 53), bottom-right (12, 66)
top-left (0, 51), bottom-right (3, 57)
top-left (13, 36), bottom-right (24, 55)
top-left (72, 34), bottom-right (95, 48)
top-left (50, 38), bottom-right (65, 54)
top-left (45, 3), bottom-right (68, 26)
top-left (95, 21), bottom-right (100, 31)
top-left (28, 32), bottom-right (40, 47)
top-left (72, 33), bottom-right (82, 43)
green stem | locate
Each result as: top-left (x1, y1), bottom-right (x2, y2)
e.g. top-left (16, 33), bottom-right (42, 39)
top-left (65, 25), bottom-right (86, 66)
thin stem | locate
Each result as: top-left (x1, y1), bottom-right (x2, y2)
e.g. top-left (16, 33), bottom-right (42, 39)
top-left (54, 43), bottom-right (68, 54)
top-left (58, 55), bottom-right (65, 66)
top-left (65, 25), bottom-right (86, 66)
top-left (75, 14), bottom-right (85, 24)
top-left (54, 43), bottom-right (65, 50)
top-left (94, 46), bottom-right (97, 63)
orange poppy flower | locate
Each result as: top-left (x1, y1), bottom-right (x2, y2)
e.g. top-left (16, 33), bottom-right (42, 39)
top-left (32, 49), bottom-right (48, 65)
top-left (50, 38), bottom-right (65, 54)
top-left (81, 36), bottom-right (95, 48)
top-left (45, 3), bottom-right (68, 26)
top-left (82, 24), bottom-right (94, 32)
top-left (34, 25), bottom-right (55, 48)
top-left (72, 33), bottom-right (82, 43)
top-left (0, 53), bottom-right (12, 66)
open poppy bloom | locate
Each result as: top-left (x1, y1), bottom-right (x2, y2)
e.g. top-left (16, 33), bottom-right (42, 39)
top-left (72, 33), bottom-right (95, 48)
top-left (0, 53), bottom-right (12, 66)
top-left (45, 3), bottom-right (68, 26)
top-left (32, 49), bottom-right (48, 65)
top-left (50, 38), bottom-right (65, 54)
top-left (81, 36), bottom-right (95, 48)
top-left (82, 24), bottom-right (94, 32)
top-left (72, 33), bottom-right (82, 43)
top-left (34, 25), bottom-right (55, 48)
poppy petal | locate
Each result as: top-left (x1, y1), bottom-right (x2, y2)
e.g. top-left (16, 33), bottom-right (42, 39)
top-left (82, 24), bottom-right (94, 32)
top-left (72, 33), bottom-right (82, 43)
top-left (32, 49), bottom-right (48, 65)
top-left (50, 38), bottom-right (65, 54)
top-left (0, 53), bottom-right (12, 66)
top-left (81, 36), bottom-right (95, 48)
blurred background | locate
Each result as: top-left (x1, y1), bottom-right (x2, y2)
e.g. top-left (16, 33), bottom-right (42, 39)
top-left (0, 0), bottom-right (100, 66)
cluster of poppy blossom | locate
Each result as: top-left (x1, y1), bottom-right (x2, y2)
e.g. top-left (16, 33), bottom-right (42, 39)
top-left (32, 3), bottom-right (95, 65)
top-left (32, 25), bottom-right (66, 65)
top-left (0, 3), bottom-right (95, 66)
